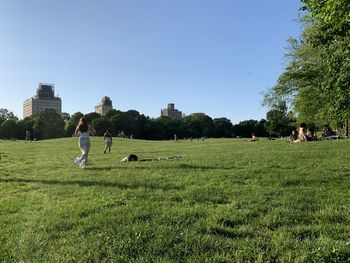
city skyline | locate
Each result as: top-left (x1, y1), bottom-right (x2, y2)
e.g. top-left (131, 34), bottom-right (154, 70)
top-left (23, 84), bottom-right (187, 120)
top-left (0, 0), bottom-right (303, 124)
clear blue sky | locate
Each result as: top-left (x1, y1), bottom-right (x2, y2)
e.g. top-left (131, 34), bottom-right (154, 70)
top-left (0, 0), bottom-right (302, 123)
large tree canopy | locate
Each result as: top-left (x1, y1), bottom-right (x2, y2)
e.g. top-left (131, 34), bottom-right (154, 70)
top-left (264, 0), bottom-right (350, 127)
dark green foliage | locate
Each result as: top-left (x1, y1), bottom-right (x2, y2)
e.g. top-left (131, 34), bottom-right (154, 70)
top-left (0, 119), bottom-right (19, 139)
top-left (60, 112), bottom-right (71, 122)
top-left (91, 117), bottom-right (113, 136)
top-left (0, 108), bottom-right (268, 140)
top-left (93, 111), bottom-right (237, 140)
top-left (65, 112), bottom-right (84, 137)
top-left (0, 108), bottom-right (16, 126)
top-left (184, 113), bottom-right (213, 138)
top-left (232, 119), bottom-right (268, 138)
top-left (0, 108), bottom-right (18, 138)
top-left (84, 112), bottom-right (101, 124)
top-left (212, 118), bottom-right (233, 138)
top-left (17, 118), bottom-right (34, 140)
top-left (266, 102), bottom-right (296, 137)
top-left (32, 109), bottom-right (65, 140)
top-left (151, 117), bottom-right (185, 140)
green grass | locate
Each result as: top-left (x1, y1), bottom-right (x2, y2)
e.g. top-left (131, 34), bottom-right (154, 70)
top-left (1, 137), bottom-right (350, 262)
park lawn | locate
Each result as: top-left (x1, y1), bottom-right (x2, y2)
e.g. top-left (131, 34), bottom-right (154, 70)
top-left (0, 137), bottom-right (350, 262)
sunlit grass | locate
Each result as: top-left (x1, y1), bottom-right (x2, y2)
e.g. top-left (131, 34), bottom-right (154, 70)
top-left (1, 137), bottom-right (350, 262)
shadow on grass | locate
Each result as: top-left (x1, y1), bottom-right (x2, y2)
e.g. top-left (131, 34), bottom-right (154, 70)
top-left (210, 226), bottom-right (255, 239)
top-left (84, 164), bottom-right (236, 171)
top-left (0, 178), bottom-right (183, 190)
top-left (176, 164), bottom-right (236, 170)
top-left (85, 166), bottom-right (119, 171)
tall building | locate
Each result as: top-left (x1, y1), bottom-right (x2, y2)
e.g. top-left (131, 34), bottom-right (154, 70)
top-left (23, 83), bottom-right (62, 118)
top-left (95, 96), bottom-right (113, 116)
top-left (160, 103), bottom-right (183, 119)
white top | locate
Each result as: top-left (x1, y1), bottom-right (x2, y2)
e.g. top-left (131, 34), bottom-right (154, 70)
top-left (79, 131), bottom-right (89, 138)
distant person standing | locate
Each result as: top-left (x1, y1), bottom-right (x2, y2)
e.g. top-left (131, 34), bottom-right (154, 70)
top-left (103, 129), bottom-right (113, 154)
top-left (25, 130), bottom-right (31, 142)
top-left (74, 117), bottom-right (90, 168)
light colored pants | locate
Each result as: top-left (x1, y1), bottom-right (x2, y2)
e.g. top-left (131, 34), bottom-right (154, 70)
top-left (104, 140), bottom-right (112, 152)
top-left (76, 136), bottom-right (90, 166)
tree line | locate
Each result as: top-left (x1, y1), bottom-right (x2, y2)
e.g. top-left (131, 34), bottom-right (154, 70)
top-left (263, 0), bottom-right (350, 134)
top-left (0, 106), bottom-right (297, 140)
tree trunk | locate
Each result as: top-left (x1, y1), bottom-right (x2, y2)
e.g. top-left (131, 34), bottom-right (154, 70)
top-left (346, 120), bottom-right (349, 137)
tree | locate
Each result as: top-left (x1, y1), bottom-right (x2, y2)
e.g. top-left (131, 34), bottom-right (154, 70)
top-left (255, 119), bottom-right (269, 137)
top-left (150, 117), bottom-right (185, 140)
top-left (184, 113), bottom-right (213, 138)
top-left (91, 117), bottom-right (112, 136)
top-left (17, 118), bottom-right (34, 140)
top-left (107, 110), bottom-right (142, 138)
top-left (263, 1), bottom-right (350, 130)
top-left (32, 109), bottom-right (65, 140)
top-left (143, 118), bottom-right (167, 140)
top-left (300, 0), bottom-right (350, 40)
top-left (212, 118), bottom-right (233, 138)
top-left (232, 120), bottom-right (258, 138)
top-left (104, 109), bottom-right (122, 119)
top-left (65, 112), bottom-right (84, 136)
top-left (61, 112), bottom-right (71, 122)
top-left (265, 102), bottom-right (295, 137)
top-left (0, 108), bottom-right (17, 126)
top-left (0, 119), bottom-right (19, 139)
top-left (138, 114), bottom-right (152, 139)
top-left (85, 112), bottom-right (101, 124)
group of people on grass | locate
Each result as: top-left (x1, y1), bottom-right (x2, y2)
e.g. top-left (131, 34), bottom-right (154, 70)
top-left (289, 123), bottom-right (339, 143)
top-left (73, 117), bottom-right (112, 168)
top-left (289, 123), bottom-right (316, 143)
top-left (249, 123), bottom-right (338, 143)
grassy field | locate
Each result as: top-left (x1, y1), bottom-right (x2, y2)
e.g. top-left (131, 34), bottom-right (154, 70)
top-left (1, 137), bottom-right (350, 262)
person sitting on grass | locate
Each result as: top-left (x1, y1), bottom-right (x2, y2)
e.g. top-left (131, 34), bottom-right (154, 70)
top-left (293, 123), bottom-right (307, 143)
top-left (289, 130), bottom-right (297, 142)
top-left (306, 128), bottom-right (315, 141)
top-left (320, 126), bottom-right (339, 140)
top-left (250, 133), bottom-right (258, 141)
top-left (103, 129), bottom-right (113, 154)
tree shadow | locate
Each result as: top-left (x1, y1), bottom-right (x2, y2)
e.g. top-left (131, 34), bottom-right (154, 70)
top-left (176, 164), bottom-right (235, 170)
top-left (85, 166), bottom-right (119, 171)
top-left (85, 166), bottom-right (157, 171)
top-left (0, 178), bottom-right (183, 191)
top-left (85, 164), bottom-right (235, 171)
top-left (210, 226), bottom-right (255, 239)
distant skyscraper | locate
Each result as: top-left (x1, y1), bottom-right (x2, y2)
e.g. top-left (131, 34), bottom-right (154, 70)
top-left (160, 103), bottom-right (183, 119)
top-left (95, 96), bottom-right (113, 115)
top-left (23, 83), bottom-right (62, 118)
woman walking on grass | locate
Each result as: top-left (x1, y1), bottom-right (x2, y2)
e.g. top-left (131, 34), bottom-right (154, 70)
top-left (74, 117), bottom-right (90, 168)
